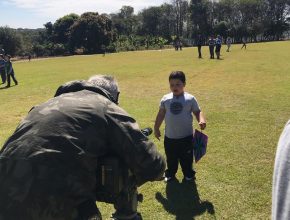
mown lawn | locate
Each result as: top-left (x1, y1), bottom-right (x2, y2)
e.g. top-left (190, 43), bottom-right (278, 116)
top-left (1, 41), bottom-right (290, 219)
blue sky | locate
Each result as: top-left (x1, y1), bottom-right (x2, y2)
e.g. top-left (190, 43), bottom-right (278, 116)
top-left (0, 0), bottom-right (168, 29)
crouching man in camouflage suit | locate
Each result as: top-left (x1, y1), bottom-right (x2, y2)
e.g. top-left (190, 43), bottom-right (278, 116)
top-left (0, 75), bottom-right (165, 220)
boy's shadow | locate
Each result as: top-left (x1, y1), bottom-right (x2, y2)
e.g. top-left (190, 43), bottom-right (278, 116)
top-left (156, 180), bottom-right (215, 220)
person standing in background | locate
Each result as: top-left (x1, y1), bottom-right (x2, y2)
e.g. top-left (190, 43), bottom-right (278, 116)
top-left (215, 35), bottom-right (222, 59)
top-left (196, 34), bottom-right (203, 59)
top-left (226, 37), bottom-right (232, 52)
top-left (0, 54), bottom-right (6, 84)
top-left (208, 36), bottom-right (215, 59)
top-left (5, 55), bottom-right (18, 87)
top-left (241, 37), bottom-right (247, 49)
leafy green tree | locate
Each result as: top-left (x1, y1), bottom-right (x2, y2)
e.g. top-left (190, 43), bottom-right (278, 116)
top-left (138, 6), bottom-right (162, 36)
top-left (70, 12), bottom-right (114, 54)
top-left (42, 22), bottom-right (53, 43)
top-left (53, 13), bottom-right (79, 44)
top-left (156, 37), bottom-right (168, 48)
top-left (171, 0), bottom-right (189, 37)
top-left (0, 26), bottom-right (22, 56)
top-left (32, 43), bottom-right (48, 57)
top-left (15, 28), bottom-right (42, 56)
top-left (214, 0), bottom-right (237, 23)
top-left (137, 4), bottom-right (176, 41)
top-left (159, 3), bottom-right (175, 40)
top-left (264, 0), bottom-right (290, 40)
top-left (214, 21), bottom-right (229, 37)
top-left (237, 0), bottom-right (265, 39)
top-left (188, 0), bottom-right (211, 36)
top-left (110, 6), bottom-right (138, 36)
top-left (120, 6), bottom-right (137, 35)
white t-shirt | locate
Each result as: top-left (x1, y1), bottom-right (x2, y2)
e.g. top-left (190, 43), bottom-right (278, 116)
top-left (160, 92), bottom-right (200, 139)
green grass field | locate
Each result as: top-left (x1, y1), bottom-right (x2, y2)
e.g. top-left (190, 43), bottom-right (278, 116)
top-left (1, 41), bottom-right (290, 219)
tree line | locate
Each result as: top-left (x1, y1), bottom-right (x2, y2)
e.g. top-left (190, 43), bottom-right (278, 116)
top-left (1, 0), bottom-right (289, 57)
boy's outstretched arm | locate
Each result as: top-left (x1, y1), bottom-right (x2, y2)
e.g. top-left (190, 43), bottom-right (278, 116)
top-left (154, 108), bottom-right (166, 140)
top-left (194, 111), bottom-right (207, 130)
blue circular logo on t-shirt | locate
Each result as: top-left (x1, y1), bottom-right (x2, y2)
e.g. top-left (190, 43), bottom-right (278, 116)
top-left (170, 102), bottom-right (183, 115)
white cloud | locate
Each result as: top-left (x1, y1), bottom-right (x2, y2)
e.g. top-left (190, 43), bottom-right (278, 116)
top-left (6, 0), bottom-right (168, 19)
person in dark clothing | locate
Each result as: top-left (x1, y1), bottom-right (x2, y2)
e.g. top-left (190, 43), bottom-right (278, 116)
top-left (0, 54), bottom-right (6, 84)
top-left (196, 34), bottom-right (203, 58)
top-left (5, 55), bottom-right (18, 87)
top-left (208, 36), bottom-right (215, 59)
top-left (0, 75), bottom-right (165, 220)
top-left (241, 37), bottom-right (247, 49)
top-left (174, 37), bottom-right (182, 51)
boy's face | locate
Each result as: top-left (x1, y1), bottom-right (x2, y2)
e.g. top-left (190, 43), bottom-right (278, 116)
top-left (169, 79), bottom-right (185, 96)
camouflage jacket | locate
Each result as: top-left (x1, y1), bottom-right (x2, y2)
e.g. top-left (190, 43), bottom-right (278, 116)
top-left (0, 80), bottom-right (165, 220)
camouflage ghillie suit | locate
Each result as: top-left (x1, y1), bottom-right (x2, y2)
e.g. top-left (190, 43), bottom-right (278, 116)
top-left (0, 80), bottom-right (165, 220)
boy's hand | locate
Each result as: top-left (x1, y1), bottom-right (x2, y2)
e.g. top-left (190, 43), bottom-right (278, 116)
top-left (199, 121), bottom-right (206, 130)
top-left (154, 128), bottom-right (161, 140)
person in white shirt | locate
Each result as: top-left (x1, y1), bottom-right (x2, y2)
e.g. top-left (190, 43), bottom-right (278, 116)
top-left (154, 71), bottom-right (206, 182)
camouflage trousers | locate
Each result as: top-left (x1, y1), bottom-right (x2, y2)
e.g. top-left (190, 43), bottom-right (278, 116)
top-left (0, 156), bottom-right (100, 220)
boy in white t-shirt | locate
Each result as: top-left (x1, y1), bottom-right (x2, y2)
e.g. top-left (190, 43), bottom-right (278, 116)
top-left (154, 71), bottom-right (206, 182)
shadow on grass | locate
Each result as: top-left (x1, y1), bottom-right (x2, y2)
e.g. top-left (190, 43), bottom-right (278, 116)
top-left (156, 180), bottom-right (215, 220)
top-left (0, 85), bottom-right (16, 90)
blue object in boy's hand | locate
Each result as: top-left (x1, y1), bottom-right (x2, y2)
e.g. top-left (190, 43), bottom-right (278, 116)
top-left (192, 129), bottom-right (208, 163)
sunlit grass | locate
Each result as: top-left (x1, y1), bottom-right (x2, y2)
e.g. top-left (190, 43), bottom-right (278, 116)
top-left (1, 41), bottom-right (290, 219)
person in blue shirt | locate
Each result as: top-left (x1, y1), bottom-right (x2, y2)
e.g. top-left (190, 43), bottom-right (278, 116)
top-left (215, 35), bottom-right (222, 59)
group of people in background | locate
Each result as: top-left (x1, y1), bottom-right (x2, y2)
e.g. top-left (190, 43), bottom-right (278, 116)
top-left (197, 35), bottom-right (224, 60)
top-left (195, 35), bottom-right (247, 59)
top-left (209, 35), bottom-right (222, 59)
top-left (0, 54), bottom-right (18, 88)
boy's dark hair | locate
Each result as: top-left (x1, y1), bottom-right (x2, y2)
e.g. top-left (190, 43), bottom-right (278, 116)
top-left (169, 71), bottom-right (186, 84)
